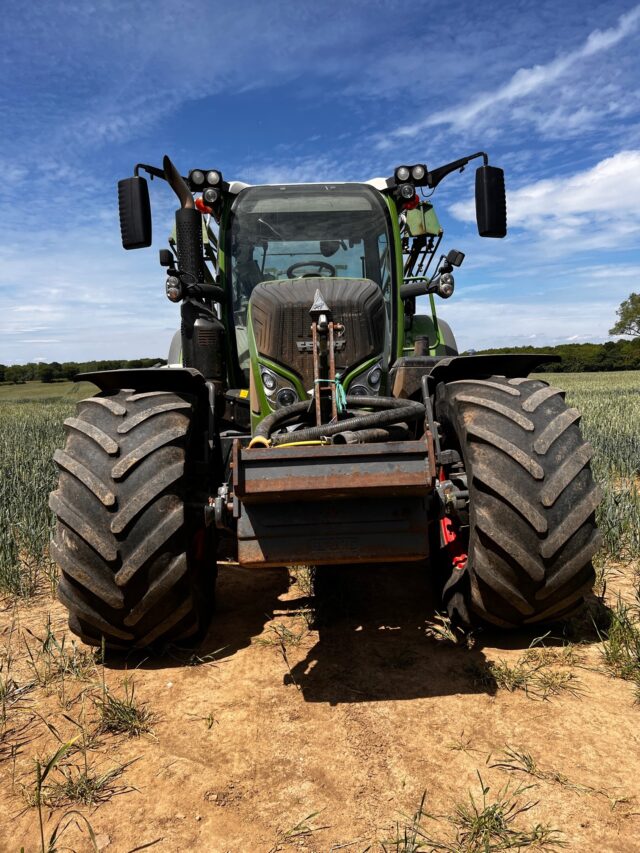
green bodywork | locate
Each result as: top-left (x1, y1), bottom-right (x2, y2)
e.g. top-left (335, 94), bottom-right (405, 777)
top-left (176, 187), bottom-right (451, 429)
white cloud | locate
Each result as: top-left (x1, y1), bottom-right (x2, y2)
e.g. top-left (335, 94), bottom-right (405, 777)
top-left (450, 150), bottom-right (640, 250)
top-left (434, 294), bottom-right (621, 352)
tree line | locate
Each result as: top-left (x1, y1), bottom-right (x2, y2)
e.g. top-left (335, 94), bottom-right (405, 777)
top-left (0, 359), bottom-right (166, 384)
top-left (474, 337), bottom-right (640, 372)
top-left (2, 294), bottom-right (639, 380)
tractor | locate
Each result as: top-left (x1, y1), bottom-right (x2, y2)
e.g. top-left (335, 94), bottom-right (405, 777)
top-left (49, 151), bottom-right (601, 649)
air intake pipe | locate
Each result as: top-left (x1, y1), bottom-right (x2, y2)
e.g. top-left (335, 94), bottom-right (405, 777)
top-left (163, 155), bottom-right (225, 384)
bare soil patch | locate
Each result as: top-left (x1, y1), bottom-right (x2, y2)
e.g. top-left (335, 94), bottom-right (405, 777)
top-left (1, 562), bottom-right (639, 852)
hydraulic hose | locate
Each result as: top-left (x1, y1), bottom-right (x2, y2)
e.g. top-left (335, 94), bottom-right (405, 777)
top-left (253, 400), bottom-right (313, 440)
top-left (255, 396), bottom-right (425, 445)
top-left (332, 423), bottom-right (410, 444)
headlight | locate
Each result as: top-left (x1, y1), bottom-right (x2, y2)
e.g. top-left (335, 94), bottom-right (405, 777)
top-left (411, 164), bottom-right (426, 180)
top-left (206, 170), bottom-right (221, 186)
top-left (368, 367), bottom-right (382, 388)
top-left (347, 361), bottom-right (384, 396)
top-left (277, 388), bottom-right (298, 407)
top-left (190, 170), bottom-right (205, 186)
top-left (350, 385), bottom-right (368, 397)
top-left (259, 365), bottom-right (299, 409)
top-left (395, 165), bottom-right (410, 182)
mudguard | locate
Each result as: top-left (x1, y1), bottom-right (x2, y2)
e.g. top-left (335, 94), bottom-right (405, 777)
top-left (428, 353), bottom-right (560, 385)
top-left (76, 366), bottom-right (207, 398)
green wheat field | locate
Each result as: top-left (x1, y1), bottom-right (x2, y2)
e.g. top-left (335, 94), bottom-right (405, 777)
top-left (0, 372), bottom-right (639, 598)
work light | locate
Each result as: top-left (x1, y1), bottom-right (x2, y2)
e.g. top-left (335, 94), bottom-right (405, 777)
top-left (411, 164), bottom-right (426, 180)
top-left (203, 188), bottom-right (219, 205)
top-left (190, 170), bottom-right (205, 186)
top-left (395, 165), bottom-right (411, 182)
top-left (206, 170), bottom-right (221, 186)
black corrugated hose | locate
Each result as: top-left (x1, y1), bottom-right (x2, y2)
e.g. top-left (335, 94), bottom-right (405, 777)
top-left (255, 396), bottom-right (425, 445)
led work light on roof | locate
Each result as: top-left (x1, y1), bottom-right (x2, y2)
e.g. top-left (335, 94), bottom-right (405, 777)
top-left (395, 165), bottom-right (411, 182)
top-left (190, 169), bottom-right (205, 186)
top-left (206, 170), bottom-right (221, 186)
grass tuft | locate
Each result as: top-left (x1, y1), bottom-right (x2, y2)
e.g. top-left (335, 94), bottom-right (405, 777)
top-left (383, 776), bottom-right (564, 852)
top-left (95, 679), bottom-right (153, 737)
top-left (468, 644), bottom-right (583, 700)
top-left (425, 613), bottom-right (474, 648)
top-left (42, 762), bottom-right (128, 807)
top-left (599, 596), bottom-right (640, 691)
top-left (490, 747), bottom-right (593, 795)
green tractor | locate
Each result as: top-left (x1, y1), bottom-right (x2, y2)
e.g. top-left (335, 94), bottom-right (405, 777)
top-left (49, 151), bottom-right (601, 649)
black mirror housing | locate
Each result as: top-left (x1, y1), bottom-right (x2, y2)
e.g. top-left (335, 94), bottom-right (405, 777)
top-left (118, 176), bottom-right (152, 249)
top-left (475, 165), bottom-right (506, 238)
top-left (446, 249), bottom-right (465, 267)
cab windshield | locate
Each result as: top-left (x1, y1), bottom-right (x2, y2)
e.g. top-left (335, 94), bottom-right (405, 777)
top-left (226, 183), bottom-right (394, 375)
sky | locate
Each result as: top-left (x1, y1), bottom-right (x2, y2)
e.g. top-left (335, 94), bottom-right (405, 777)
top-left (1, 0), bottom-right (639, 364)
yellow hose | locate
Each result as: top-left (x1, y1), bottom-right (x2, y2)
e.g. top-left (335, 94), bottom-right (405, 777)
top-left (274, 439), bottom-right (331, 448)
top-left (248, 436), bottom-right (330, 449)
top-left (248, 435), bottom-right (271, 449)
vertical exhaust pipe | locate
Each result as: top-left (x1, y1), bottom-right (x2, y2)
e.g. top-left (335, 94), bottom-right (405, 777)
top-left (163, 155), bottom-right (225, 384)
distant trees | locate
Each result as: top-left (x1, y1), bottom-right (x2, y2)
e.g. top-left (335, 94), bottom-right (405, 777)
top-left (474, 338), bottom-right (640, 372)
top-left (37, 364), bottom-right (55, 383)
top-left (1, 358), bottom-right (165, 383)
top-left (610, 293), bottom-right (640, 338)
top-left (5, 365), bottom-right (27, 383)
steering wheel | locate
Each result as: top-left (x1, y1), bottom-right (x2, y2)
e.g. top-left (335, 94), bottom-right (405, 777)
top-left (286, 260), bottom-right (337, 278)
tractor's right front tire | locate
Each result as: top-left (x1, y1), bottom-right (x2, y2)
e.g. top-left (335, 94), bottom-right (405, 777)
top-left (435, 375), bottom-right (601, 629)
top-left (49, 389), bottom-right (216, 650)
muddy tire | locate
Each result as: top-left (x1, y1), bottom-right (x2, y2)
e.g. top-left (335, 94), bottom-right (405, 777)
top-left (49, 389), bottom-right (217, 649)
top-left (435, 375), bottom-right (601, 628)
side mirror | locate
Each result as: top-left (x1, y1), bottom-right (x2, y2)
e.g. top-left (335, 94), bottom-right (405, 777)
top-left (446, 249), bottom-right (465, 267)
top-left (117, 176), bottom-right (152, 249)
top-left (475, 165), bottom-right (506, 238)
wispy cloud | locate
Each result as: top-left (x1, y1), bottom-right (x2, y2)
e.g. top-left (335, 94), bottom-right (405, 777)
top-left (386, 5), bottom-right (640, 141)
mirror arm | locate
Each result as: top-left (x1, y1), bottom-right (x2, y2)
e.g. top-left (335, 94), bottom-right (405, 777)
top-left (134, 163), bottom-right (169, 182)
top-left (426, 151), bottom-right (488, 189)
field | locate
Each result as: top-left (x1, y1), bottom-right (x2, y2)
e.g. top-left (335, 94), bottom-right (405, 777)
top-left (0, 373), bottom-right (639, 852)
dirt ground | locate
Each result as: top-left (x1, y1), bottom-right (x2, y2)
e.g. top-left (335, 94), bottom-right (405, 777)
top-left (1, 562), bottom-right (639, 853)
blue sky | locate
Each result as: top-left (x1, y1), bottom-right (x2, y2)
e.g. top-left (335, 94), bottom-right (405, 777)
top-left (1, 0), bottom-right (639, 363)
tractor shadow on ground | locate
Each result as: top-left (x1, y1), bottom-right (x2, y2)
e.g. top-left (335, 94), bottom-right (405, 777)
top-left (104, 565), bottom-right (291, 671)
top-left (282, 562), bottom-right (498, 705)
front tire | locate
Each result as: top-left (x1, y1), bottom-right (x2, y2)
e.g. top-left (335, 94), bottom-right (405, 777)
top-left (435, 375), bottom-right (601, 628)
top-left (49, 389), bottom-right (216, 649)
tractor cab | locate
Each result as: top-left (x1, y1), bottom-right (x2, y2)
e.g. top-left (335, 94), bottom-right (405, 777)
top-left (225, 182), bottom-right (397, 412)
